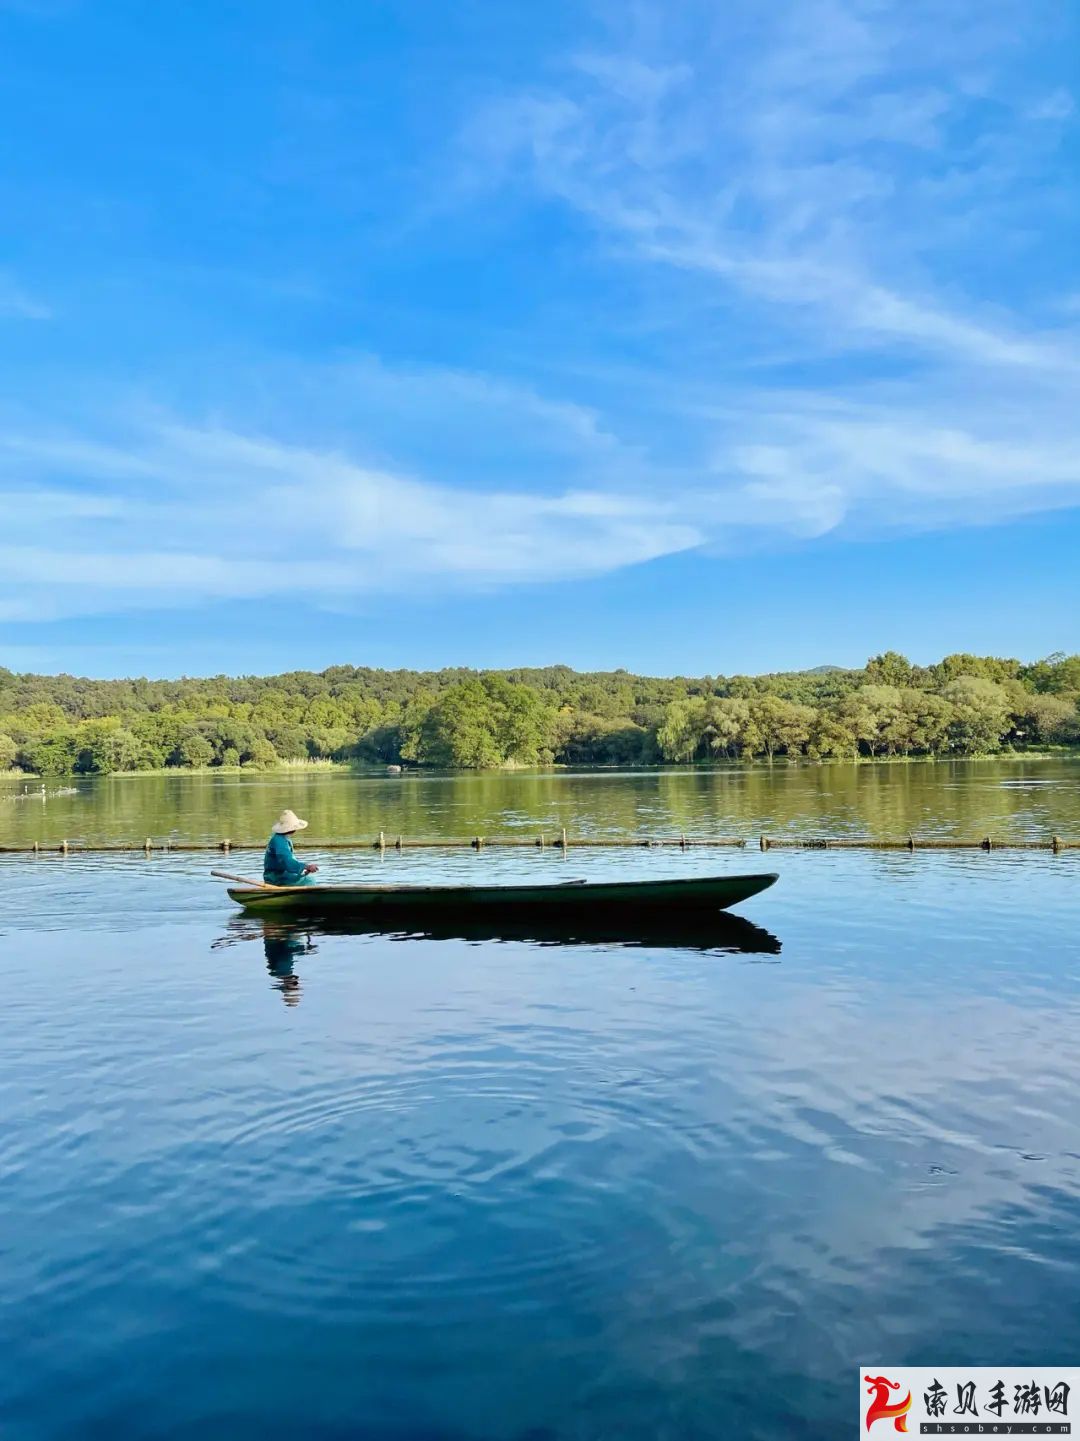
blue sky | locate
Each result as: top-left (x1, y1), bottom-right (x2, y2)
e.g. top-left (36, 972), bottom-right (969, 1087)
top-left (2, 0), bottom-right (1078, 679)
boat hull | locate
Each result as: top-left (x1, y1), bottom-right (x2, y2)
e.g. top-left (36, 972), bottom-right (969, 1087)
top-left (227, 871), bottom-right (779, 917)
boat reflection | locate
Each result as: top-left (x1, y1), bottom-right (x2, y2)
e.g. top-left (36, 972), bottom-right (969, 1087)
top-left (313, 910), bottom-right (782, 953)
top-left (214, 909), bottom-right (781, 1001)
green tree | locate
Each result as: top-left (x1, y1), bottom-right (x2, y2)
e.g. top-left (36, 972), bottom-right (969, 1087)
top-left (204, 720), bottom-right (258, 762)
top-left (267, 724), bottom-right (308, 761)
top-left (0, 652), bottom-right (1076, 774)
top-left (177, 732), bottom-right (215, 768)
top-left (933, 653), bottom-right (1021, 686)
top-left (414, 679), bottom-right (556, 769)
top-left (417, 681), bottom-right (505, 769)
top-left (656, 699), bottom-right (705, 762)
top-left (25, 734), bottom-right (79, 776)
top-left (857, 685), bottom-right (905, 755)
top-left (75, 722), bottom-right (142, 774)
top-left (480, 676), bottom-right (557, 763)
top-left (556, 716), bottom-right (655, 765)
top-left (749, 696), bottom-right (812, 758)
top-left (307, 726), bottom-right (352, 759)
top-left (865, 651), bottom-right (913, 687)
top-left (397, 689), bottom-right (438, 764)
top-left (941, 677), bottom-right (1010, 753)
top-left (703, 698), bottom-right (750, 758)
top-left (1021, 653), bottom-right (1080, 695)
top-left (9, 702), bottom-right (68, 741)
top-left (244, 737), bottom-right (279, 769)
top-left (0, 732), bottom-right (17, 770)
top-left (1017, 694), bottom-right (1080, 744)
top-left (895, 690), bottom-right (952, 755)
top-left (808, 710), bottom-right (858, 759)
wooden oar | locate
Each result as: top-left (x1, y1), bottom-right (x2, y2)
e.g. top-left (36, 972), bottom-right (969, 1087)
top-left (211, 869), bottom-right (280, 889)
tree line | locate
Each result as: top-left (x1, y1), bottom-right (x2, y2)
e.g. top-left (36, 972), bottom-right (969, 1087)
top-left (0, 651), bottom-right (1078, 777)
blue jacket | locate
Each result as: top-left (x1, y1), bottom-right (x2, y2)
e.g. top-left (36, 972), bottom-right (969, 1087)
top-left (263, 832), bottom-right (311, 886)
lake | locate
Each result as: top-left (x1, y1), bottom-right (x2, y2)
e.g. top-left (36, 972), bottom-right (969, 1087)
top-left (2, 759), bottom-right (1079, 1440)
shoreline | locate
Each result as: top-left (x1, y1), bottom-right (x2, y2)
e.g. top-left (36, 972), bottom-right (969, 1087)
top-left (2, 748), bottom-right (1077, 784)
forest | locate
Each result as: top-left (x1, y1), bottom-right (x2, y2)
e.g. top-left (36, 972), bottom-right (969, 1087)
top-left (0, 651), bottom-right (1078, 776)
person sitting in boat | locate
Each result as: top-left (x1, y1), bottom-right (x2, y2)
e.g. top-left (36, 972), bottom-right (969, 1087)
top-left (263, 810), bottom-right (319, 886)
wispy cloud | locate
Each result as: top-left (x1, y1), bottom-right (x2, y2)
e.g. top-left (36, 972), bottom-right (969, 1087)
top-left (462, 0), bottom-right (1077, 373)
top-left (706, 385), bottom-right (1080, 542)
top-left (2, 0), bottom-right (1079, 637)
top-left (7, 349), bottom-right (1078, 631)
top-left (0, 274), bottom-right (51, 321)
top-left (0, 393), bottom-right (702, 621)
top-left (445, 0), bottom-right (1080, 555)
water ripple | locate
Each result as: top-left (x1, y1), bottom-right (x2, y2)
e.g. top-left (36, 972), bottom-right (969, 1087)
top-left (2, 787), bottom-right (1079, 1439)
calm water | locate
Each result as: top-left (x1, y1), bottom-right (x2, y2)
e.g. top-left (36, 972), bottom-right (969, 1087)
top-left (2, 756), bottom-right (1080, 847)
top-left (2, 761), bottom-right (1079, 1440)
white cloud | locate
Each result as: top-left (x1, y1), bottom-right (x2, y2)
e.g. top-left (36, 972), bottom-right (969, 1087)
top-left (708, 388), bottom-right (1080, 541)
top-left (3, 352), bottom-right (1080, 625)
top-left (464, 1), bottom-right (1078, 375)
top-left (0, 402), bottom-right (703, 621)
top-left (447, 0), bottom-right (1080, 549)
top-left (2, 0), bottom-right (1079, 632)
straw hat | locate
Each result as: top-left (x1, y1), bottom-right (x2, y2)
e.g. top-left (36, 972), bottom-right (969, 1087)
top-left (272, 809), bottom-right (309, 834)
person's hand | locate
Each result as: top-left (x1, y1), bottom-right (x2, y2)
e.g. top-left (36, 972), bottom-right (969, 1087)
top-left (304, 863), bottom-right (319, 875)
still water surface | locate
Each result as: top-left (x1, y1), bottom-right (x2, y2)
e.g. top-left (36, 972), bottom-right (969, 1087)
top-left (2, 756), bottom-right (1080, 846)
top-left (2, 762), bottom-right (1079, 1439)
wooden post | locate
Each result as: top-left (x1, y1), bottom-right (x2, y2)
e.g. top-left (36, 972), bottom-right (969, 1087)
top-left (3, 830), bottom-right (1076, 858)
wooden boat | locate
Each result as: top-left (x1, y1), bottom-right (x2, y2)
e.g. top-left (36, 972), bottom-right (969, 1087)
top-left (225, 871), bottom-right (778, 917)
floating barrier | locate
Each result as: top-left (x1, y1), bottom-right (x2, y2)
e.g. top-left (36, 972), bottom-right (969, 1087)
top-left (0, 831), bottom-right (1077, 856)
